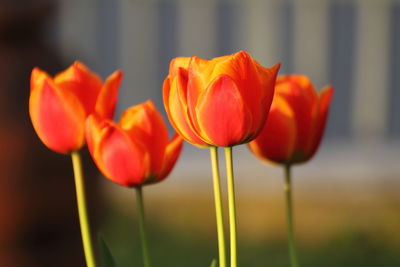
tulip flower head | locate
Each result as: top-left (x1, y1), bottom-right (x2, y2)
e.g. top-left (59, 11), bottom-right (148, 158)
top-left (248, 74), bottom-right (333, 165)
top-left (85, 100), bottom-right (183, 187)
top-left (163, 51), bottom-right (280, 147)
top-left (29, 62), bottom-right (122, 153)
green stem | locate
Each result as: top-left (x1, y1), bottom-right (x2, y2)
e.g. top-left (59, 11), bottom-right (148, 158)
top-left (209, 147), bottom-right (227, 267)
top-left (135, 186), bottom-right (151, 267)
top-left (284, 164), bottom-right (299, 267)
top-left (71, 151), bottom-right (97, 267)
top-left (224, 147), bottom-right (237, 267)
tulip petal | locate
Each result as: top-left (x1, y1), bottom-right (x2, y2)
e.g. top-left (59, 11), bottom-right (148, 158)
top-left (276, 75), bottom-right (319, 154)
top-left (119, 100), bottom-right (169, 175)
top-left (212, 51), bottom-right (259, 89)
top-left (157, 134), bottom-right (183, 182)
top-left (95, 70), bottom-right (122, 120)
top-left (308, 85), bottom-right (334, 159)
top-left (54, 61), bottom-right (103, 115)
top-left (169, 57), bottom-right (191, 77)
top-left (163, 71), bottom-right (207, 146)
top-left (187, 53), bottom-right (231, 95)
top-left (164, 57), bottom-right (202, 144)
top-left (211, 52), bottom-right (264, 136)
top-left (30, 68), bottom-right (49, 92)
top-left (196, 75), bottom-right (252, 147)
top-left (186, 56), bottom-right (212, 134)
top-left (252, 62), bottom-right (280, 135)
top-left (85, 115), bottom-right (105, 155)
top-left (187, 52), bottom-right (250, 123)
top-left (95, 124), bottom-right (149, 187)
top-left (29, 76), bottom-right (86, 153)
top-left (249, 96), bottom-right (296, 164)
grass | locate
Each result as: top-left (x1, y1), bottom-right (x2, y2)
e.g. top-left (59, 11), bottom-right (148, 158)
top-left (99, 202), bottom-right (400, 267)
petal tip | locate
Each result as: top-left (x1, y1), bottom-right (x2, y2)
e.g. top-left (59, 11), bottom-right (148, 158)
top-left (113, 70), bottom-right (123, 79)
top-left (143, 99), bottom-right (156, 109)
top-left (273, 62), bottom-right (281, 72)
top-left (73, 60), bottom-right (86, 69)
top-left (320, 85), bottom-right (334, 102)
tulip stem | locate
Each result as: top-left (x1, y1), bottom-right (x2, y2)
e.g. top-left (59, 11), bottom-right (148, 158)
top-left (284, 164), bottom-right (299, 267)
top-left (71, 151), bottom-right (97, 267)
top-left (135, 186), bottom-right (151, 267)
top-left (209, 147), bottom-right (227, 267)
top-left (224, 147), bottom-right (237, 267)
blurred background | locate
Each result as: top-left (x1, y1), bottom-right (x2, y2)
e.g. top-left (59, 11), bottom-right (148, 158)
top-left (1, 0), bottom-right (399, 266)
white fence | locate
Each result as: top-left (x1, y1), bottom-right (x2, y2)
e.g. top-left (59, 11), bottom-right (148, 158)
top-left (56, 0), bottom-right (400, 142)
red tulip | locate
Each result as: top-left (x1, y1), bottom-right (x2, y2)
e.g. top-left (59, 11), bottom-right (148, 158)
top-left (163, 51), bottom-right (280, 147)
top-left (248, 74), bottom-right (333, 164)
top-left (85, 100), bottom-right (183, 187)
top-left (29, 62), bottom-right (122, 153)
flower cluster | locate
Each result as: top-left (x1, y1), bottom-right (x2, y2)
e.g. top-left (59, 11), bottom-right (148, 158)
top-left (28, 51), bottom-right (333, 267)
top-left (29, 62), bottom-right (182, 187)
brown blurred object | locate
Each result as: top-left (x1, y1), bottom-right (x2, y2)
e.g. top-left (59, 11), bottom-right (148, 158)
top-left (0, 1), bottom-right (100, 267)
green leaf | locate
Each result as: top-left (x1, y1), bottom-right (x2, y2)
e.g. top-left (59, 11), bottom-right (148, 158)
top-left (210, 258), bottom-right (217, 267)
top-left (98, 234), bottom-right (117, 267)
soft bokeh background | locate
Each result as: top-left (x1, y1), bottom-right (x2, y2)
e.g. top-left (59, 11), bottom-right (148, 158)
top-left (1, 0), bottom-right (399, 266)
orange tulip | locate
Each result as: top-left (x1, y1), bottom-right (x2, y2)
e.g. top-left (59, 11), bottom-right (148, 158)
top-left (29, 62), bottom-right (122, 153)
top-left (85, 100), bottom-right (183, 187)
top-left (163, 51), bottom-right (280, 147)
top-left (248, 74), bottom-right (334, 164)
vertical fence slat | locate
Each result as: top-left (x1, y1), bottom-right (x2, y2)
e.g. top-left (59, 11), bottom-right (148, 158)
top-left (118, 0), bottom-right (159, 115)
top-left (177, 0), bottom-right (218, 58)
top-left (293, 0), bottom-right (330, 89)
top-left (352, 0), bottom-right (390, 141)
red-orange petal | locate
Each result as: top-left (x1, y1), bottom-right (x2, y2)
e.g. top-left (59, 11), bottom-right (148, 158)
top-left (164, 70), bottom-right (207, 146)
top-left (157, 134), bottom-right (184, 182)
top-left (119, 100), bottom-right (169, 175)
top-left (169, 57), bottom-right (191, 77)
top-left (307, 85), bottom-right (334, 160)
top-left (163, 77), bottom-right (179, 129)
top-left (276, 75), bottom-right (319, 154)
top-left (187, 53), bottom-right (235, 98)
top-left (214, 52), bottom-right (265, 134)
top-left (30, 68), bottom-right (49, 92)
top-left (187, 55), bottom-right (213, 100)
top-left (248, 96), bottom-right (296, 164)
top-left (187, 52), bottom-right (250, 125)
top-left (85, 114), bottom-right (105, 155)
top-left (196, 75), bottom-right (252, 146)
top-left (95, 70), bottom-right (122, 120)
top-left (86, 115), bottom-right (114, 178)
top-left (95, 124), bottom-right (149, 187)
top-left (29, 74), bottom-right (86, 153)
top-left (54, 61), bottom-right (103, 115)
top-left (249, 62), bottom-right (281, 137)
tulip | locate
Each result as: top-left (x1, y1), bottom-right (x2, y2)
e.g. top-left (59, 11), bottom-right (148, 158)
top-left (86, 100), bottom-right (183, 267)
top-left (163, 50), bottom-right (280, 147)
top-left (248, 74), bottom-right (334, 165)
top-left (29, 62), bottom-right (122, 267)
top-left (163, 51), bottom-right (280, 267)
top-left (85, 100), bottom-right (183, 187)
top-left (248, 74), bottom-right (333, 267)
top-left (29, 61), bottom-right (122, 154)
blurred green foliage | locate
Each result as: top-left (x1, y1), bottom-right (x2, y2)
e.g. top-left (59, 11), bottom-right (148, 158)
top-left (99, 206), bottom-right (400, 267)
